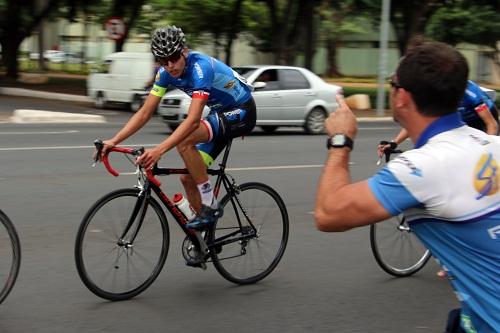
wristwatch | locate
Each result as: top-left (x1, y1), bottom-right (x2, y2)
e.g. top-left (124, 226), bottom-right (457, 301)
top-left (326, 134), bottom-right (354, 150)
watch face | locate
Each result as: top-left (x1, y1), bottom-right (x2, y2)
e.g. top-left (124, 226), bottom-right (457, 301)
top-left (332, 135), bottom-right (346, 145)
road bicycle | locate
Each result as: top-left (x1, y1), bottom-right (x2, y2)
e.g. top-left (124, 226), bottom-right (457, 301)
top-left (369, 142), bottom-right (431, 277)
top-left (0, 210), bottom-right (21, 304)
top-left (75, 139), bottom-right (289, 301)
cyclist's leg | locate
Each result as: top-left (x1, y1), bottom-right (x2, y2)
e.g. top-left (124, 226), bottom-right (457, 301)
top-left (176, 119), bottom-right (213, 212)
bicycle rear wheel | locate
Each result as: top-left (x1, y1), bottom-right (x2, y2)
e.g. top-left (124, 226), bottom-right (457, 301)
top-left (370, 215), bottom-right (431, 277)
top-left (0, 210), bottom-right (21, 305)
top-left (75, 188), bottom-right (169, 301)
top-left (210, 182), bottom-right (289, 284)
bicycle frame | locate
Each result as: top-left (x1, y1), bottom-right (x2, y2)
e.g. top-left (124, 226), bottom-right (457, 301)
top-left (96, 139), bottom-right (256, 252)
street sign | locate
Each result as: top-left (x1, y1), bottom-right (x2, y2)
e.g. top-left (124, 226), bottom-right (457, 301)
top-left (105, 17), bottom-right (126, 41)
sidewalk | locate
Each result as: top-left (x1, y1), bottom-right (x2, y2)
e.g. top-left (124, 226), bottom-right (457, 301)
top-left (0, 86), bottom-right (393, 123)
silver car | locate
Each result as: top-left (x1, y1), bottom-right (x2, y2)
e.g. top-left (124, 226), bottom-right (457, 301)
top-left (157, 65), bottom-right (343, 134)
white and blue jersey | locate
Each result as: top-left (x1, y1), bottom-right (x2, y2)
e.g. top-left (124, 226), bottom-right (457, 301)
top-left (368, 113), bottom-right (500, 333)
top-left (150, 51), bottom-right (252, 112)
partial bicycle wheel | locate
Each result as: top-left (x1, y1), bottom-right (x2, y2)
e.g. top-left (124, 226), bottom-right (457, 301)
top-left (370, 215), bottom-right (431, 277)
top-left (75, 188), bottom-right (169, 301)
top-left (209, 182), bottom-right (289, 284)
top-left (0, 210), bottom-right (21, 305)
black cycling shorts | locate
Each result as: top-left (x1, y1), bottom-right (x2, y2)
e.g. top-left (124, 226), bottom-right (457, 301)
top-left (197, 97), bottom-right (256, 166)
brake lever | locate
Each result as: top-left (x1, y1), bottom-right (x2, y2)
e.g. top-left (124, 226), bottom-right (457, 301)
top-left (93, 139), bottom-right (104, 167)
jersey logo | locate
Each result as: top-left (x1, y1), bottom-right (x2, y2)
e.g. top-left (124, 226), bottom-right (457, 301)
top-left (488, 225), bottom-right (500, 240)
top-left (398, 156), bottom-right (422, 177)
top-left (194, 63), bottom-right (204, 79)
top-left (224, 80), bottom-right (235, 89)
top-left (473, 153), bottom-right (499, 199)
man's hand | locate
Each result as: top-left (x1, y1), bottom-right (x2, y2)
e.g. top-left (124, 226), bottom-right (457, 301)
top-left (325, 95), bottom-right (358, 139)
top-left (94, 139), bottom-right (116, 162)
top-left (136, 147), bottom-right (163, 170)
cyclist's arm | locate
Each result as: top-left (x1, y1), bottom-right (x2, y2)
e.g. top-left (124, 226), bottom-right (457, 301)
top-left (475, 103), bottom-right (499, 135)
top-left (107, 94), bottom-right (161, 146)
top-left (315, 149), bottom-right (391, 232)
top-left (154, 96), bottom-right (207, 155)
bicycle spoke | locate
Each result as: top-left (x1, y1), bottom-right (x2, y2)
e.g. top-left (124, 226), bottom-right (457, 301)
top-left (75, 189), bottom-right (169, 301)
top-left (210, 182), bottom-right (288, 284)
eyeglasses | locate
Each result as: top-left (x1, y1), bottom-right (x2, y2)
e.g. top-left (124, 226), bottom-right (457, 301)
top-left (156, 50), bottom-right (183, 66)
top-left (388, 74), bottom-right (404, 90)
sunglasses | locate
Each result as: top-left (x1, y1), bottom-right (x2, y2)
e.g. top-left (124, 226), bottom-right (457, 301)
top-left (156, 50), bottom-right (183, 66)
top-left (388, 74), bottom-right (405, 90)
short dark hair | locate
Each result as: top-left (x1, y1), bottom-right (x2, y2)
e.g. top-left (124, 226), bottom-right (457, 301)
top-left (397, 41), bottom-right (469, 117)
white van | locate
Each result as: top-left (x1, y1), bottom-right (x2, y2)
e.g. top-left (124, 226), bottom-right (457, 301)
top-left (87, 52), bottom-right (155, 111)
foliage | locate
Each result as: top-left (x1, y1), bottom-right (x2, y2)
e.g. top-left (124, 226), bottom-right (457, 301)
top-left (426, 2), bottom-right (500, 49)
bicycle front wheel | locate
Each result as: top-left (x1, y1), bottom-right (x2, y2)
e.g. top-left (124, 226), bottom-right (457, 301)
top-left (210, 182), bottom-right (289, 284)
top-left (0, 210), bottom-right (21, 305)
top-left (370, 216), bottom-right (431, 277)
top-left (75, 188), bottom-right (169, 301)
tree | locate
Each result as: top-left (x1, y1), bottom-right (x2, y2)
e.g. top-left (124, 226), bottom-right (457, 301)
top-left (318, 0), bottom-right (367, 77)
top-left (159, 0), bottom-right (250, 66)
top-left (0, 0), bottom-right (63, 79)
top-left (426, 1), bottom-right (500, 68)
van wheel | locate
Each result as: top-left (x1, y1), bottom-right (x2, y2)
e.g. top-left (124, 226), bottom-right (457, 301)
top-left (168, 124), bottom-right (178, 132)
top-left (130, 94), bottom-right (143, 112)
top-left (95, 92), bottom-right (107, 109)
top-left (304, 107), bottom-right (326, 134)
top-left (261, 126), bottom-right (278, 134)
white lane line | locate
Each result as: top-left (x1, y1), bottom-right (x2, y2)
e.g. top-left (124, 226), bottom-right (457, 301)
top-left (0, 144), bottom-right (156, 151)
top-left (0, 130), bottom-right (80, 135)
top-left (227, 165), bottom-right (323, 171)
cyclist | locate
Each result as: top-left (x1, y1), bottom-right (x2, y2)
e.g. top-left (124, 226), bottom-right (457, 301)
top-left (378, 80), bottom-right (499, 156)
top-left (315, 42), bottom-right (499, 332)
top-left (100, 26), bottom-right (256, 230)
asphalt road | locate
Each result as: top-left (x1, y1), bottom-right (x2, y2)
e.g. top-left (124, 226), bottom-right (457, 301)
top-left (0, 96), bottom-right (459, 333)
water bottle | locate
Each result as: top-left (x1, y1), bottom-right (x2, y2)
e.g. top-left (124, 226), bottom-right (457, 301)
top-left (173, 193), bottom-right (196, 222)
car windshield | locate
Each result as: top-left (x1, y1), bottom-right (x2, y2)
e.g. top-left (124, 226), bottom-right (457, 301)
top-left (233, 67), bottom-right (257, 79)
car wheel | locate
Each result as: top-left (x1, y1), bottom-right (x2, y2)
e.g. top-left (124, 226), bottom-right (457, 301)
top-left (261, 126), bottom-right (278, 134)
top-left (95, 92), bottom-right (107, 109)
top-left (130, 94), bottom-right (143, 112)
top-left (304, 107), bottom-right (326, 134)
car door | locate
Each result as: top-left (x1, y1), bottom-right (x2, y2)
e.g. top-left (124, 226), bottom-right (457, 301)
top-left (251, 69), bottom-right (283, 124)
top-left (276, 69), bottom-right (315, 125)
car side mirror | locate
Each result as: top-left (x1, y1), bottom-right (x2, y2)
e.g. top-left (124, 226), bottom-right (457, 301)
top-left (253, 81), bottom-right (267, 90)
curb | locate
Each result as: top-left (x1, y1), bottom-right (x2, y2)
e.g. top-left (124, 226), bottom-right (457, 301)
top-left (0, 87), bottom-right (92, 103)
top-left (11, 109), bottom-right (105, 124)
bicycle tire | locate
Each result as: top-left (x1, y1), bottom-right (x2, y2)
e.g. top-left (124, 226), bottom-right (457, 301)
top-left (370, 215), bottom-right (431, 277)
top-left (209, 182), bottom-right (289, 284)
top-left (75, 188), bottom-right (169, 301)
top-left (0, 210), bottom-right (21, 305)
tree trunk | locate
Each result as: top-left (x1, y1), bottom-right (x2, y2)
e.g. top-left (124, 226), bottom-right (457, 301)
top-left (2, 38), bottom-right (21, 79)
top-left (325, 38), bottom-right (342, 77)
top-left (303, 0), bottom-right (316, 70)
top-left (224, 0), bottom-right (244, 66)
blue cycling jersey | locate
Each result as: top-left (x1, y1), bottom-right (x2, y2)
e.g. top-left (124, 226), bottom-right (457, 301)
top-left (458, 80), bottom-right (495, 125)
top-left (150, 51), bottom-right (252, 112)
top-left (368, 113), bottom-right (500, 333)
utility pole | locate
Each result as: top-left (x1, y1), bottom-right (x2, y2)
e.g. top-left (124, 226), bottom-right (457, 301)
top-left (376, 0), bottom-right (391, 116)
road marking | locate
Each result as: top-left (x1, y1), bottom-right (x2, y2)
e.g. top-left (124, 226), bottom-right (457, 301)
top-left (0, 144), bottom-right (155, 151)
top-left (0, 130), bottom-right (80, 135)
top-left (227, 164), bottom-right (324, 171)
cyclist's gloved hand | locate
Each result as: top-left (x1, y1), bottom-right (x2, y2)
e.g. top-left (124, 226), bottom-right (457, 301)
top-left (377, 140), bottom-right (397, 158)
